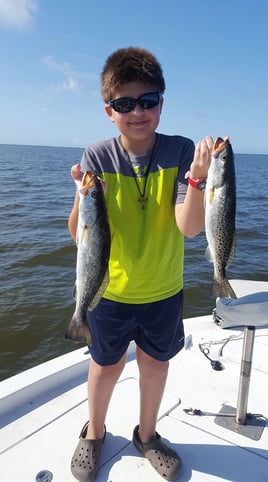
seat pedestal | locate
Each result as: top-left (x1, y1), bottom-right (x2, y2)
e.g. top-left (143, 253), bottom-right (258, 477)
top-left (214, 313), bottom-right (266, 439)
top-left (236, 325), bottom-right (255, 424)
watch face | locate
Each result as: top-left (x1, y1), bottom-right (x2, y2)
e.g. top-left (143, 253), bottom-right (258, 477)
top-left (198, 181), bottom-right (206, 191)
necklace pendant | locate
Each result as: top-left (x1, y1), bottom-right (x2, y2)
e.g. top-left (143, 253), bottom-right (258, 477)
top-left (139, 195), bottom-right (147, 209)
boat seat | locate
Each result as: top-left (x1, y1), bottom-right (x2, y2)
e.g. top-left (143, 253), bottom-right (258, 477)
top-left (215, 291), bottom-right (268, 329)
top-left (213, 290), bottom-right (268, 432)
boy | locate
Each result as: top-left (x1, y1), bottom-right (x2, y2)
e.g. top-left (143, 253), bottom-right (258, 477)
top-left (68, 46), bottom-right (212, 482)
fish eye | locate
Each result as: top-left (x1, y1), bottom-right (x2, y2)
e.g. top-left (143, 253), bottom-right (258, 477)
top-left (91, 191), bottom-right (97, 198)
top-left (221, 153), bottom-right (228, 161)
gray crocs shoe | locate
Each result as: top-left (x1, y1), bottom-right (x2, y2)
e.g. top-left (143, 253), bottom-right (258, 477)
top-left (71, 421), bottom-right (106, 482)
top-left (133, 425), bottom-right (182, 481)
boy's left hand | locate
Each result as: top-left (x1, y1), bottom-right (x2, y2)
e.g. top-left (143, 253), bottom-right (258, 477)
top-left (190, 136), bottom-right (213, 179)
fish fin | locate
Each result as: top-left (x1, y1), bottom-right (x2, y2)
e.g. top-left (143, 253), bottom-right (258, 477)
top-left (205, 246), bottom-right (214, 263)
top-left (211, 278), bottom-right (237, 299)
top-left (81, 225), bottom-right (89, 243)
top-left (209, 188), bottom-right (215, 205)
top-left (89, 269), bottom-right (109, 311)
top-left (76, 224), bottom-right (89, 246)
top-left (65, 315), bottom-right (93, 345)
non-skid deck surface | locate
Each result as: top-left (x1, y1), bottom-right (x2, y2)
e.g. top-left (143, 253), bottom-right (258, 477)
top-left (0, 368), bottom-right (180, 481)
top-left (1, 317), bottom-right (268, 482)
top-left (1, 280), bottom-right (268, 481)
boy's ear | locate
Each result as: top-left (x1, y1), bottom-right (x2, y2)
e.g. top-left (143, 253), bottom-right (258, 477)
top-left (105, 104), bottom-right (115, 122)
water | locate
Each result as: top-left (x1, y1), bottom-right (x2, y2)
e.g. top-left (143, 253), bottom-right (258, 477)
top-left (0, 144), bottom-right (267, 381)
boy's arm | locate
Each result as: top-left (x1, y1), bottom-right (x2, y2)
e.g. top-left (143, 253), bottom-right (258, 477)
top-left (68, 164), bottom-right (83, 242)
top-left (68, 191), bottom-right (79, 242)
top-left (175, 136), bottom-right (213, 238)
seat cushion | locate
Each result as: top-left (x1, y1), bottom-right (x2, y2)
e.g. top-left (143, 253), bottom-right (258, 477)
top-left (215, 292), bottom-right (268, 328)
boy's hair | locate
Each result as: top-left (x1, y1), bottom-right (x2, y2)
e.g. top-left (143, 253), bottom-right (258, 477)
top-left (101, 46), bottom-right (166, 103)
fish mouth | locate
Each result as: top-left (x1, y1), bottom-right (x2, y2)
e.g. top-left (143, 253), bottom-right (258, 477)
top-left (213, 137), bottom-right (230, 158)
top-left (81, 171), bottom-right (96, 194)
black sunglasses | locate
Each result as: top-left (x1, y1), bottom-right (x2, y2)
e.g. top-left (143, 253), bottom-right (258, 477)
top-left (108, 92), bottom-right (162, 113)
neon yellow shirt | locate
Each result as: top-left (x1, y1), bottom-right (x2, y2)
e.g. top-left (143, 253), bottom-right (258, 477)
top-left (80, 133), bottom-right (195, 303)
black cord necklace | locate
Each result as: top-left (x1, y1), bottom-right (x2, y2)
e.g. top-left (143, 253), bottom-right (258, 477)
top-left (123, 134), bottom-right (158, 209)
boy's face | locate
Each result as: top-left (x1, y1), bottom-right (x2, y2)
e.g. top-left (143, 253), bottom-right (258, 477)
top-left (105, 82), bottom-right (163, 145)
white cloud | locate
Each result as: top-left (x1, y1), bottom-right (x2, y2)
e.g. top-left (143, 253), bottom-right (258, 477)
top-left (41, 55), bottom-right (97, 94)
top-left (62, 76), bottom-right (79, 92)
top-left (0, 0), bottom-right (38, 30)
top-left (51, 76), bottom-right (80, 94)
top-left (42, 56), bottom-right (71, 76)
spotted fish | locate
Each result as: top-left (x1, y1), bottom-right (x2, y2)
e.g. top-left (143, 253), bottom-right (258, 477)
top-left (205, 137), bottom-right (237, 299)
top-left (66, 172), bottom-right (110, 344)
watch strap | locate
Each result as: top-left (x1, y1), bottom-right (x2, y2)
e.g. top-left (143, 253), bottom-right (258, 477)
top-left (188, 177), bottom-right (206, 191)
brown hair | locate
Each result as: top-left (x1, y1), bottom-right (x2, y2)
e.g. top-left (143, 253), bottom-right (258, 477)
top-left (101, 46), bottom-right (166, 103)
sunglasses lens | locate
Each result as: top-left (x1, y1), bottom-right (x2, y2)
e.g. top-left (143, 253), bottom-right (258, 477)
top-left (139, 93), bottom-right (160, 109)
top-left (109, 92), bottom-right (160, 113)
top-left (112, 98), bottom-right (135, 113)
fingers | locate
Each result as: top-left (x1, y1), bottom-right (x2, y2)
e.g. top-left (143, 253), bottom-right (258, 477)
top-left (71, 166), bottom-right (107, 194)
top-left (204, 135), bottom-right (213, 152)
top-left (197, 136), bottom-right (213, 159)
top-left (190, 136), bottom-right (213, 179)
top-left (194, 137), bottom-right (212, 164)
top-left (71, 164), bottom-right (83, 181)
top-left (71, 164), bottom-right (83, 191)
top-left (71, 164), bottom-right (83, 182)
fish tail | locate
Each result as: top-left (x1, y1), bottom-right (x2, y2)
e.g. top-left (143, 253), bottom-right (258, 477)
top-left (211, 278), bottom-right (237, 299)
top-left (65, 314), bottom-right (93, 345)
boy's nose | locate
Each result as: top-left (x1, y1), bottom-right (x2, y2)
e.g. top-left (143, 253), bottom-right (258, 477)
top-left (132, 102), bottom-right (144, 113)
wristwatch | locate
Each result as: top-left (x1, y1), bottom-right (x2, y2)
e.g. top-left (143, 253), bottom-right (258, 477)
top-left (188, 177), bottom-right (206, 191)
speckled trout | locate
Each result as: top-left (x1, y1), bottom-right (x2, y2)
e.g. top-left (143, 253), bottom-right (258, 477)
top-left (66, 172), bottom-right (110, 344)
top-left (205, 137), bottom-right (237, 299)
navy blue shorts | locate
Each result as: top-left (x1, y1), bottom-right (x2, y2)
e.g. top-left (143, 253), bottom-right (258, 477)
top-left (87, 291), bottom-right (184, 366)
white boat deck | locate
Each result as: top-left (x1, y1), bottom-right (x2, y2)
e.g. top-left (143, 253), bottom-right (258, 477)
top-left (0, 280), bottom-right (268, 482)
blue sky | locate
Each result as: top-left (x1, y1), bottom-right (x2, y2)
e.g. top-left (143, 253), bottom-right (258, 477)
top-left (0, 0), bottom-right (267, 153)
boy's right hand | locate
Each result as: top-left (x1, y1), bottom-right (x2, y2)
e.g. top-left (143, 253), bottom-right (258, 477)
top-left (71, 164), bottom-right (83, 190)
top-left (71, 164), bottom-right (107, 193)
